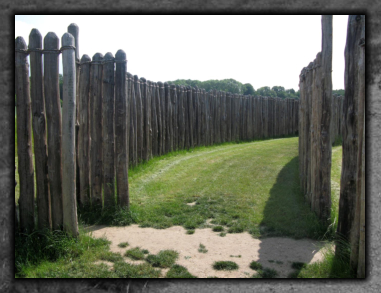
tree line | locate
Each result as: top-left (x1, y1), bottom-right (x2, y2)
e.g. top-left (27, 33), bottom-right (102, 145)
top-left (165, 78), bottom-right (344, 100)
top-left (56, 76), bottom-right (344, 102)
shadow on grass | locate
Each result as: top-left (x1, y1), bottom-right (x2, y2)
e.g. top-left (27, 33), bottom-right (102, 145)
top-left (256, 156), bottom-right (329, 278)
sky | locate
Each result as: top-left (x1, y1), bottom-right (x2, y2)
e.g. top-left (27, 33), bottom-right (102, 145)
top-left (15, 15), bottom-right (348, 91)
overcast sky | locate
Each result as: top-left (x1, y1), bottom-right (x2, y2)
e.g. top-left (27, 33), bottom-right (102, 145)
top-left (15, 15), bottom-right (348, 91)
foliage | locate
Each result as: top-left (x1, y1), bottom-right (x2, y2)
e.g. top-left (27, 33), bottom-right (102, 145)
top-left (167, 78), bottom-right (302, 99)
top-left (332, 89), bottom-right (345, 96)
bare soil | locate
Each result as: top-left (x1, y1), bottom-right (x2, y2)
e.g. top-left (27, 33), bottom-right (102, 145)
top-left (86, 224), bottom-right (330, 278)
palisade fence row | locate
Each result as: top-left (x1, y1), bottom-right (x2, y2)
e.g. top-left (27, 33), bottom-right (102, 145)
top-left (298, 15), bottom-right (365, 278)
top-left (15, 24), bottom-right (301, 237)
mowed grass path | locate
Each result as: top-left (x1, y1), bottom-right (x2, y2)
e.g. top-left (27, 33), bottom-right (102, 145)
top-left (127, 137), bottom-right (332, 239)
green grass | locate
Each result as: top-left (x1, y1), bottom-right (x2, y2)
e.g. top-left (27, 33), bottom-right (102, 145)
top-left (288, 236), bottom-right (355, 278)
top-left (145, 250), bottom-right (179, 268)
top-left (124, 247), bottom-right (146, 260)
top-left (124, 137), bottom-right (331, 239)
top-left (113, 261), bottom-right (161, 278)
top-left (249, 261), bottom-right (263, 271)
top-left (252, 267), bottom-right (279, 278)
top-left (117, 242), bottom-right (129, 248)
top-left (212, 261), bottom-right (239, 271)
top-left (212, 225), bottom-right (224, 232)
top-left (166, 264), bottom-right (197, 278)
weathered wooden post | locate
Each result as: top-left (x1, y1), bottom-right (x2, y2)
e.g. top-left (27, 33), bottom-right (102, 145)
top-left (141, 77), bottom-right (151, 161)
top-left (43, 32), bottom-right (63, 229)
top-left (102, 52), bottom-right (115, 207)
top-left (164, 82), bottom-right (172, 153)
top-left (155, 82), bottom-right (163, 156)
top-left (61, 32), bottom-right (78, 237)
top-left (158, 82), bottom-right (165, 155)
top-left (15, 37), bottom-right (35, 233)
top-left (336, 15), bottom-right (365, 274)
top-left (29, 29), bottom-right (51, 230)
top-left (67, 24), bottom-right (81, 208)
top-left (209, 91), bottom-right (215, 145)
top-left (216, 91), bottom-right (222, 143)
top-left (115, 50), bottom-right (129, 207)
top-left (310, 15), bottom-right (333, 223)
top-left (170, 84), bottom-right (177, 151)
top-left (177, 85), bottom-right (185, 150)
top-left (127, 73), bottom-right (137, 166)
top-left (77, 54), bottom-right (91, 207)
top-left (150, 81), bottom-right (158, 157)
top-left (90, 53), bottom-right (103, 206)
top-left (226, 93), bottom-right (232, 141)
top-left (186, 86), bottom-right (193, 149)
top-left (134, 76), bottom-right (143, 162)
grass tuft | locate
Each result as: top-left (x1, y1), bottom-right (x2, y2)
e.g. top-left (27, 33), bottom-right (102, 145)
top-left (252, 267), bottom-right (278, 278)
top-left (117, 242), bottom-right (129, 248)
top-left (212, 226), bottom-right (224, 232)
top-left (249, 261), bottom-right (263, 271)
top-left (212, 261), bottom-right (239, 271)
top-left (124, 247), bottom-right (146, 260)
top-left (113, 261), bottom-right (161, 278)
top-left (146, 250), bottom-right (179, 268)
top-left (166, 264), bottom-right (197, 278)
top-left (198, 244), bottom-right (208, 253)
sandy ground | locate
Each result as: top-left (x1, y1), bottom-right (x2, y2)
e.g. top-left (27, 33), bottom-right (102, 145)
top-left (87, 224), bottom-right (330, 278)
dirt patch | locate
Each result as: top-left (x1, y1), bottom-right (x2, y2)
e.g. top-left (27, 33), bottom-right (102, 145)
top-left (87, 225), bottom-right (330, 278)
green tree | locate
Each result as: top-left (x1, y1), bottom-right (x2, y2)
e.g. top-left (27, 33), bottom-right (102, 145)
top-left (257, 86), bottom-right (276, 97)
top-left (242, 83), bottom-right (255, 95)
top-left (332, 89), bottom-right (345, 96)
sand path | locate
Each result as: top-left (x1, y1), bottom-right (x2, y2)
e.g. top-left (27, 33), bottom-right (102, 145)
top-left (87, 224), bottom-right (330, 278)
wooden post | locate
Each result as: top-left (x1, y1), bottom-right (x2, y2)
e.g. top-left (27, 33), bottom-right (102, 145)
top-left (164, 83), bottom-right (172, 153)
top-left (90, 53), bottom-right (103, 206)
top-left (150, 81), bottom-right (158, 157)
top-left (155, 82), bottom-right (163, 156)
top-left (336, 15), bottom-right (365, 270)
top-left (177, 85), bottom-right (185, 150)
top-left (158, 82), bottom-right (165, 155)
top-left (196, 88), bottom-right (202, 146)
top-left (310, 15), bottom-right (333, 223)
top-left (134, 76), bottom-right (143, 162)
top-left (170, 85), bottom-right (177, 151)
top-left (61, 32), bottom-right (79, 237)
top-left (115, 50), bottom-right (129, 207)
top-left (67, 24), bottom-right (81, 209)
top-left (29, 29), bottom-right (51, 230)
top-left (127, 73), bottom-right (137, 166)
top-left (43, 32), bottom-right (63, 229)
top-left (187, 85), bottom-right (192, 148)
top-left (141, 77), bottom-right (150, 161)
top-left (102, 52), bottom-right (115, 207)
top-left (77, 54), bottom-right (91, 207)
top-left (15, 37), bottom-right (35, 233)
